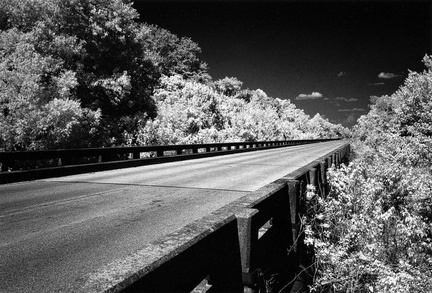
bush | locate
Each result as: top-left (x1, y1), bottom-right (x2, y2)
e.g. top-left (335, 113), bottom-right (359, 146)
top-left (306, 55), bottom-right (432, 292)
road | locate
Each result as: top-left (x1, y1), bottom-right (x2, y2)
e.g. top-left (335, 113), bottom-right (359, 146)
top-left (0, 140), bottom-right (345, 292)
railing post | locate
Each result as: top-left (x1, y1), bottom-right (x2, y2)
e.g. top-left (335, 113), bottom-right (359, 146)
top-left (157, 150), bottom-right (164, 157)
top-left (319, 161), bottom-right (326, 185)
top-left (236, 208), bottom-right (259, 293)
top-left (327, 156), bottom-right (332, 168)
top-left (308, 167), bottom-right (317, 187)
top-left (132, 151), bottom-right (140, 159)
top-left (287, 180), bottom-right (300, 252)
top-left (319, 161), bottom-right (327, 195)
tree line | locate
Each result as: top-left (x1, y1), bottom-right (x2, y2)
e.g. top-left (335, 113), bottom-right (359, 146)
top-left (0, 0), bottom-right (346, 151)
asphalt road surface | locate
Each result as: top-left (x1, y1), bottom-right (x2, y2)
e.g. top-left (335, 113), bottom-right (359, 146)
top-left (0, 140), bottom-right (345, 292)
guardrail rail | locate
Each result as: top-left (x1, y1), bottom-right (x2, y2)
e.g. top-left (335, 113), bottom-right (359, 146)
top-left (0, 139), bottom-right (339, 184)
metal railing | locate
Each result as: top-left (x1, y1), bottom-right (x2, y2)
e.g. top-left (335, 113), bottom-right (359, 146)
top-left (0, 139), bottom-right (339, 184)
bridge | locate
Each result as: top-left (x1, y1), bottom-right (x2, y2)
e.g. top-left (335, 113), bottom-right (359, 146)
top-left (0, 139), bottom-right (350, 292)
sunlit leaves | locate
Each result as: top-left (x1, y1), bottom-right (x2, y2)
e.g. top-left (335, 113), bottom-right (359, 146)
top-left (310, 55), bottom-right (432, 292)
top-left (1, 0), bottom-right (153, 149)
top-left (213, 76), bottom-right (243, 97)
top-left (136, 75), bottom-right (345, 145)
top-left (137, 24), bottom-right (209, 80)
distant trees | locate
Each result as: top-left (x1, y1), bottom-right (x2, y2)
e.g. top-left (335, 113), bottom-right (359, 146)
top-left (136, 75), bottom-right (345, 145)
top-left (308, 55), bottom-right (432, 292)
top-left (307, 113), bottom-right (348, 139)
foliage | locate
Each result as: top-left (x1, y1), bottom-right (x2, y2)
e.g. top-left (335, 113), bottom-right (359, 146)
top-left (138, 24), bottom-right (209, 81)
top-left (306, 55), bottom-right (432, 292)
top-left (135, 75), bottom-right (224, 145)
top-left (213, 76), bottom-right (243, 97)
top-left (307, 113), bottom-right (349, 139)
top-left (0, 28), bottom-right (101, 150)
top-left (136, 75), bottom-right (346, 145)
top-left (0, 0), bottom-right (344, 151)
top-left (0, 0), bottom-right (208, 150)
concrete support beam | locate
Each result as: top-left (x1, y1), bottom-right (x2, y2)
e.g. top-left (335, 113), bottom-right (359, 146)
top-left (308, 167), bottom-right (317, 187)
top-left (287, 180), bottom-right (300, 252)
top-left (236, 208), bottom-right (260, 292)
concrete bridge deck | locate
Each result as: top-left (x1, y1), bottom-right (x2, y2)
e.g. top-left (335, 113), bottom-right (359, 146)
top-left (0, 140), bottom-right (346, 292)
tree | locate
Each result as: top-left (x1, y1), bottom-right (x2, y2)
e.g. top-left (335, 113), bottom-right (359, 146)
top-left (307, 113), bottom-right (347, 139)
top-left (0, 0), bottom-right (215, 149)
top-left (395, 56), bottom-right (432, 138)
top-left (0, 28), bottom-right (102, 150)
top-left (213, 76), bottom-right (243, 97)
top-left (136, 75), bottom-right (224, 145)
top-left (0, 0), bottom-right (162, 149)
top-left (138, 24), bottom-right (210, 81)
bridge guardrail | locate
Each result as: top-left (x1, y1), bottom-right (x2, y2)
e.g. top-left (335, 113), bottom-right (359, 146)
top-left (0, 139), bottom-right (339, 184)
top-left (80, 141), bottom-right (350, 293)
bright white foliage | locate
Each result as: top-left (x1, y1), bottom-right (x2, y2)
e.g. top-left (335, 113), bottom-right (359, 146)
top-left (307, 55), bottom-right (432, 293)
top-left (137, 75), bottom-right (346, 145)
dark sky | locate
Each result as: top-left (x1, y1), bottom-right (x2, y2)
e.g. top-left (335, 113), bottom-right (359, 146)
top-left (133, 0), bottom-right (432, 128)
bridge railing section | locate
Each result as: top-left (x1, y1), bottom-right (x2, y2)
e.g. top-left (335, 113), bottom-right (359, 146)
top-left (0, 139), bottom-right (339, 184)
top-left (80, 142), bottom-right (350, 293)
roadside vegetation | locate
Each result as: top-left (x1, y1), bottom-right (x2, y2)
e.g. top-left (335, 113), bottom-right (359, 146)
top-left (305, 55), bottom-right (432, 292)
top-left (0, 0), bottom-right (346, 152)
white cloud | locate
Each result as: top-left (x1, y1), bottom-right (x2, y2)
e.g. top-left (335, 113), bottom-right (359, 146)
top-left (378, 72), bottom-right (401, 79)
top-left (335, 97), bottom-right (358, 102)
top-left (338, 71), bottom-right (347, 77)
top-left (338, 108), bottom-right (366, 112)
top-left (296, 92), bottom-right (323, 100)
